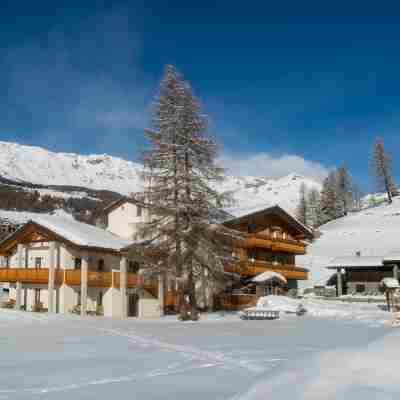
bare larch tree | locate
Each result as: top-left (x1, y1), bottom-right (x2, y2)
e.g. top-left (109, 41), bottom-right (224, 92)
top-left (138, 65), bottom-right (233, 320)
top-left (370, 137), bottom-right (398, 204)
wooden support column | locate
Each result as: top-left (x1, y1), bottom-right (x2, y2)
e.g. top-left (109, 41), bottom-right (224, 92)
top-left (17, 244), bottom-right (24, 268)
top-left (48, 242), bottom-right (56, 313)
top-left (158, 273), bottom-right (165, 316)
top-left (15, 281), bottom-right (22, 310)
top-left (80, 255), bottom-right (88, 316)
top-left (337, 268), bottom-right (343, 297)
top-left (120, 256), bottom-right (127, 318)
top-left (393, 264), bottom-right (399, 281)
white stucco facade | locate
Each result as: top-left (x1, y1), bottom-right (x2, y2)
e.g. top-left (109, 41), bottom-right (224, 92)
top-left (106, 201), bottom-right (151, 240)
top-left (0, 214), bottom-right (161, 319)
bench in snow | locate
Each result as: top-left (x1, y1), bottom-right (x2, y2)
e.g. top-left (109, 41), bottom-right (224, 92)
top-left (240, 309), bottom-right (280, 320)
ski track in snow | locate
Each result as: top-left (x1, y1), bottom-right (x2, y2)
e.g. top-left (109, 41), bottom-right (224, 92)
top-left (98, 327), bottom-right (266, 373)
top-left (0, 323), bottom-right (273, 398)
top-left (0, 363), bottom-right (216, 397)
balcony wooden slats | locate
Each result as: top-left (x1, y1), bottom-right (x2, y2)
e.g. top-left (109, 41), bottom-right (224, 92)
top-left (0, 268), bottom-right (50, 284)
top-left (219, 294), bottom-right (257, 310)
top-left (0, 268), bottom-right (143, 288)
top-left (242, 233), bottom-right (306, 254)
top-left (225, 261), bottom-right (308, 280)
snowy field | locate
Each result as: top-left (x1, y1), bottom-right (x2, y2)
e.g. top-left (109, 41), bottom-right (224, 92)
top-left (0, 297), bottom-right (397, 400)
top-left (298, 196), bottom-right (400, 286)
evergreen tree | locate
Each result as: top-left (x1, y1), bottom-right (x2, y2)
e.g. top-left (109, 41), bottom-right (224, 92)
top-left (306, 188), bottom-right (323, 228)
top-left (138, 65), bottom-right (233, 320)
top-left (336, 166), bottom-right (352, 215)
top-left (296, 183), bottom-right (308, 226)
top-left (320, 171), bottom-right (342, 223)
top-left (370, 137), bottom-right (398, 204)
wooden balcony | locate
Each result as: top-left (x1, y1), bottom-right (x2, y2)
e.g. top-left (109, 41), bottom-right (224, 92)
top-left (225, 261), bottom-right (308, 280)
top-left (242, 233), bottom-right (306, 254)
top-left (0, 268), bottom-right (144, 289)
top-left (0, 268), bottom-right (50, 284)
top-left (219, 294), bottom-right (257, 310)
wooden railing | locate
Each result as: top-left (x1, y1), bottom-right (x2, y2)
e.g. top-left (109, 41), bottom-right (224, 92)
top-left (0, 268), bottom-right (50, 284)
top-left (0, 268), bottom-right (145, 288)
top-left (242, 233), bottom-right (306, 254)
top-left (219, 294), bottom-right (258, 310)
top-left (225, 261), bottom-right (308, 280)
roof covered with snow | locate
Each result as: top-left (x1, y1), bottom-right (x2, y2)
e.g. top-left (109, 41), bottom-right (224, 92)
top-left (0, 215), bottom-right (135, 252)
top-left (32, 215), bottom-right (134, 251)
top-left (224, 204), bottom-right (314, 239)
top-left (252, 271), bottom-right (287, 284)
top-left (381, 277), bottom-right (400, 288)
top-left (326, 256), bottom-right (383, 269)
top-left (383, 252), bottom-right (400, 262)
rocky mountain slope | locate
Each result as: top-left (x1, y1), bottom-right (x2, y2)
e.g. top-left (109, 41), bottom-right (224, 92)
top-left (0, 141), bottom-right (322, 219)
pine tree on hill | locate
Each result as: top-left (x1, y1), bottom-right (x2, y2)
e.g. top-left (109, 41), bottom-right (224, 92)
top-left (336, 166), bottom-right (353, 216)
top-left (307, 188), bottom-right (323, 228)
top-left (320, 171), bottom-right (342, 223)
top-left (296, 183), bottom-right (308, 226)
top-left (137, 65), bottom-right (233, 320)
top-left (370, 137), bottom-right (398, 204)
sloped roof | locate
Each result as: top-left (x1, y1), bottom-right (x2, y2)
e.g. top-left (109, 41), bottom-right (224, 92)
top-left (252, 271), bottom-right (287, 284)
top-left (383, 252), bottom-right (400, 263)
top-left (381, 277), bottom-right (400, 288)
top-left (103, 196), bottom-right (137, 214)
top-left (0, 215), bottom-right (134, 253)
top-left (223, 204), bottom-right (314, 239)
top-left (326, 256), bottom-right (383, 269)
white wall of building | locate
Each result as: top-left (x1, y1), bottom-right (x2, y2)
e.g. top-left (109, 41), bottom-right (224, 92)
top-left (107, 202), bottom-right (150, 240)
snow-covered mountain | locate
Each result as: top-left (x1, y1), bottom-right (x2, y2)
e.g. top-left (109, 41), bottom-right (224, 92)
top-left (0, 141), bottom-right (322, 216)
top-left (297, 196), bottom-right (400, 287)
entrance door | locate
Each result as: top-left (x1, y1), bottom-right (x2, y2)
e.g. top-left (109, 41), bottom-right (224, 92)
top-left (128, 294), bottom-right (139, 317)
top-left (34, 289), bottom-right (41, 305)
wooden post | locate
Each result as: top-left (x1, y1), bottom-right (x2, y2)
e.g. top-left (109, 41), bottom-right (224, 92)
top-left (393, 264), bottom-right (399, 281)
top-left (120, 256), bottom-right (127, 319)
top-left (15, 281), bottom-right (22, 310)
top-left (80, 255), bottom-right (88, 316)
top-left (48, 242), bottom-right (56, 313)
top-left (158, 273), bottom-right (164, 316)
top-left (337, 268), bottom-right (343, 297)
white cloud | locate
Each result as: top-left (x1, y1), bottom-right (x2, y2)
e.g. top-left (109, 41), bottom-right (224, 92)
top-left (218, 152), bottom-right (329, 182)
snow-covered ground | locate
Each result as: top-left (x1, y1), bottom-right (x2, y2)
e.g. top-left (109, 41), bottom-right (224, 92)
top-left (298, 196), bottom-right (400, 287)
top-left (0, 297), bottom-right (395, 399)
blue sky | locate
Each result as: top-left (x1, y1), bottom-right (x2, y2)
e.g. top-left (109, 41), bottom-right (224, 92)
top-left (1, 1), bottom-right (400, 189)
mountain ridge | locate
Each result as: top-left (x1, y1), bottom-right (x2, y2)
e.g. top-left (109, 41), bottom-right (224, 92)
top-left (0, 140), bottom-right (322, 219)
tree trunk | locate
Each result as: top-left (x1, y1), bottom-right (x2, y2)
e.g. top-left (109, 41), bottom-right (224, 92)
top-left (384, 174), bottom-right (393, 204)
top-left (386, 291), bottom-right (391, 311)
top-left (188, 264), bottom-right (199, 321)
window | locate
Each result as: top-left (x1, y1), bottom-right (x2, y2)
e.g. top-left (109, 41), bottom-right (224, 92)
top-left (356, 284), bottom-right (366, 293)
top-left (77, 290), bottom-right (81, 306)
top-left (136, 205), bottom-right (142, 217)
top-left (98, 291), bottom-right (103, 306)
top-left (35, 257), bottom-right (42, 269)
top-left (74, 258), bottom-right (82, 270)
top-left (98, 259), bottom-right (104, 271)
top-left (128, 261), bottom-right (140, 273)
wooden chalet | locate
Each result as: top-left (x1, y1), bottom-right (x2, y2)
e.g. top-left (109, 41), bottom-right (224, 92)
top-left (220, 205), bottom-right (313, 310)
